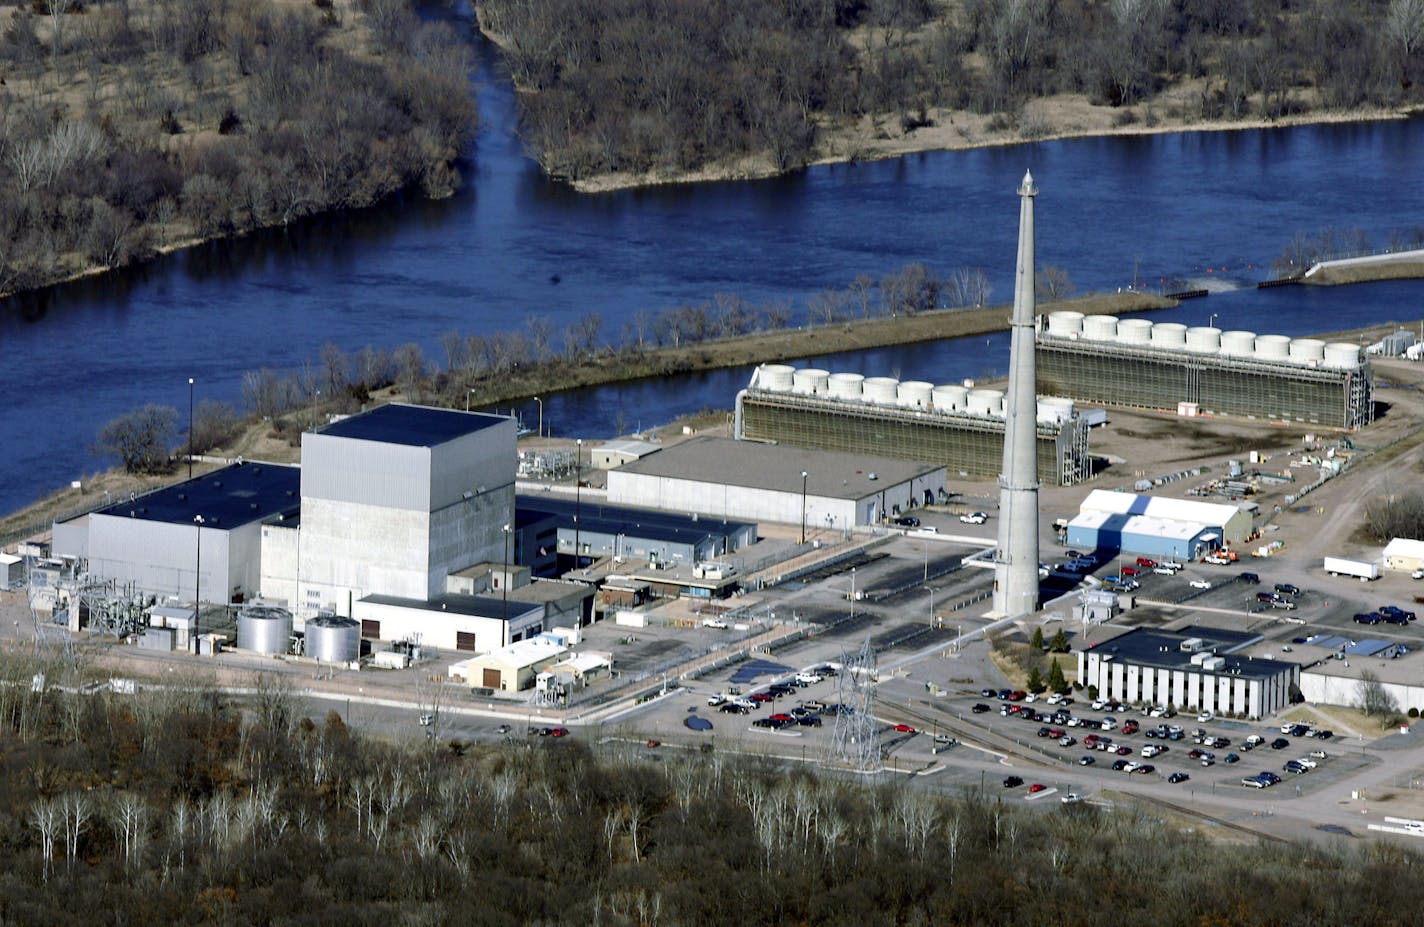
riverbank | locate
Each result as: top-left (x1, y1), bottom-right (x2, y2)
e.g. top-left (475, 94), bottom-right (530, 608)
top-left (568, 94), bottom-right (1419, 194)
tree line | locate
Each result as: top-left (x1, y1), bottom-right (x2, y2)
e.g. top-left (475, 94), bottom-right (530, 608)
top-left (479, 0), bottom-right (1424, 182)
top-left (95, 259), bottom-right (1022, 472)
top-left (0, 648), bottom-right (1422, 924)
top-left (0, 0), bottom-right (476, 297)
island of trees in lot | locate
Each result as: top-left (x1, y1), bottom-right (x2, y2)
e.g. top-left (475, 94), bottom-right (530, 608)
top-left (479, 0), bottom-right (1424, 186)
top-left (0, 652), bottom-right (1420, 925)
top-left (0, 0), bottom-right (475, 297)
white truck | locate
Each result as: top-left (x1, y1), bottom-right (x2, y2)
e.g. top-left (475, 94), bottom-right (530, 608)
top-left (1323, 556), bottom-right (1380, 581)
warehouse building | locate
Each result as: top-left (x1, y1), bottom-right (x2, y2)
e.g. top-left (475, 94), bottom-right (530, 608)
top-left (734, 364), bottom-right (1091, 486)
top-left (606, 436), bottom-right (946, 531)
top-left (1383, 537), bottom-right (1424, 574)
top-left (52, 461), bottom-right (302, 604)
top-left (1036, 312), bottom-right (1373, 430)
top-left (353, 592), bottom-right (545, 653)
top-left (1300, 653), bottom-right (1424, 714)
top-left (297, 404), bottom-right (516, 619)
top-left (465, 637), bottom-right (569, 691)
top-left (1078, 626), bottom-right (1298, 720)
top-left (1065, 489), bottom-right (1254, 556)
top-left (517, 495), bottom-right (757, 571)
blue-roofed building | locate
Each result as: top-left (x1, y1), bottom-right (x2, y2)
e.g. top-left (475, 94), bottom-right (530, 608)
top-left (516, 495), bottom-right (757, 572)
top-left (52, 461), bottom-right (301, 605)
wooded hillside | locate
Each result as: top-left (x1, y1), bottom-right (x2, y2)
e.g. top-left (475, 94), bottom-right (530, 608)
top-left (0, 649), bottom-right (1422, 925)
top-left (479, 0), bottom-right (1424, 185)
top-left (0, 0), bottom-right (476, 297)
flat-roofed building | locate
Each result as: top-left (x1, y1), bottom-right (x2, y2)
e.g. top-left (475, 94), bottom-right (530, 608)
top-left (517, 494), bottom-right (756, 572)
top-left (353, 592), bottom-right (544, 653)
top-left (606, 436), bottom-right (946, 531)
top-left (52, 461), bottom-right (301, 604)
top-left (1383, 538), bottom-right (1424, 574)
top-left (1078, 625), bottom-right (1298, 720)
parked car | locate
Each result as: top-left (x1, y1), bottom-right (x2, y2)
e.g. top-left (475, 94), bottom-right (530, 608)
top-left (1058, 735), bottom-right (1077, 747)
top-left (1239, 572), bottom-right (1260, 584)
top-left (797, 714), bottom-right (823, 727)
top-left (1168, 772), bottom-right (1190, 783)
top-left (547, 727), bottom-right (569, 737)
top-left (1003, 776), bottom-right (1024, 788)
top-left (1189, 579), bottom-right (1212, 589)
top-left (1079, 755), bottom-right (1096, 766)
top-left (1270, 598), bottom-right (1297, 610)
top-left (1159, 560), bottom-right (1184, 571)
top-left (1060, 792), bottom-right (1083, 804)
top-left (972, 703), bottom-right (991, 713)
top-left (794, 671), bottom-right (823, 685)
top-left (1242, 776), bottom-right (1268, 789)
top-left (892, 723), bottom-right (917, 734)
top-left (1271, 738), bottom-right (1290, 750)
top-left (1380, 605), bottom-right (1416, 622)
top-left (1121, 566), bottom-right (1140, 577)
top-left (1153, 566), bottom-right (1178, 576)
top-left (1028, 783), bottom-right (1047, 794)
top-left (893, 515), bottom-right (921, 527)
top-left (1354, 612), bottom-right (1381, 625)
top-left (1197, 711), bottom-right (1214, 722)
top-left (1224, 753), bottom-right (1241, 764)
top-left (1309, 749), bottom-right (1328, 759)
top-left (959, 512), bottom-right (988, 524)
top-left (980, 688), bottom-right (997, 698)
top-left (1134, 764), bottom-right (1155, 775)
top-left (1274, 583), bottom-right (1301, 597)
top-left (1256, 592), bottom-right (1279, 603)
top-left (1111, 759), bottom-right (1129, 771)
top-left (1135, 557), bottom-right (1158, 568)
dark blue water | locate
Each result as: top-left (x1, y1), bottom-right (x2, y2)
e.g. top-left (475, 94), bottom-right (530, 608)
top-left (2, 20), bottom-right (1423, 515)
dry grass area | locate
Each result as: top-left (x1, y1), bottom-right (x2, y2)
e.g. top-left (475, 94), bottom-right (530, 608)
top-left (1304, 262), bottom-right (1424, 286)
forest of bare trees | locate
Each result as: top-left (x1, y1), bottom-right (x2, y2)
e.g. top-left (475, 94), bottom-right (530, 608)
top-left (0, 0), bottom-right (476, 296)
top-left (0, 647), bottom-right (1422, 924)
top-left (480, 0), bottom-right (1424, 183)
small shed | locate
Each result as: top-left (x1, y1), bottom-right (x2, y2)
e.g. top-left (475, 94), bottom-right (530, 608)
top-left (549, 652), bottom-right (612, 686)
top-left (1383, 538), bottom-right (1424, 574)
top-left (0, 553), bottom-right (23, 589)
top-left (592, 440), bottom-right (662, 470)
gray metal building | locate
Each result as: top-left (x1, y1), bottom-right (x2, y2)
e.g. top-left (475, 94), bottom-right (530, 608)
top-left (298, 404), bottom-right (517, 619)
top-left (52, 462), bottom-right (301, 604)
top-left (516, 495), bottom-right (757, 570)
top-left (1036, 312), bottom-right (1373, 430)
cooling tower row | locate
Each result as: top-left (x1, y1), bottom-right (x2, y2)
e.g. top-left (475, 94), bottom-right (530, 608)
top-left (752, 365), bottom-right (1075, 421)
top-left (1042, 312), bottom-right (1363, 369)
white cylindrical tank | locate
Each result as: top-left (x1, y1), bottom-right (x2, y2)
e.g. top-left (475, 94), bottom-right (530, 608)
top-left (307, 615), bottom-right (360, 663)
top-left (1324, 342), bottom-right (1363, 369)
top-left (757, 364), bottom-right (795, 391)
top-left (1289, 338), bottom-right (1326, 363)
top-left (827, 372), bottom-right (864, 399)
top-left (1220, 330), bottom-right (1257, 356)
top-left (236, 604), bottom-right (292, 656)
top-left (967, 388), bottom-right (1004, 416)
top-left (793, 368), bottom-right (829, 394)
top-left (897, 380), bottom-right (933, 409)
top-left (1254, 334), bottom-right (1291, 361)
top-left (1082, 315), bottom-right (1119, 341)
top-left (1117, 318), bottom-right (1153, 345)
top-left (1046, 310), bottom-right (1085, 337)
top-left (1036, 397), bottom-right (1075, 424)
top-left (862, 376), bottom-right (899, 404)
top-left (933, 384), bottom-right (968, 412)
top-left (1150, 322), bottom-right (1188, 349)
top-left (1185, 326), bottom-right (1222, 353)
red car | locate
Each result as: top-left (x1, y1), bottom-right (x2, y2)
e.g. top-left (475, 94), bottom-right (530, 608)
top-left (1028, 783), bottom-right (1047, 793)
top-left (1009, 690), bottom-right (1027, 701)
top-left (892, 723), bottom-right (917, 734)
top-left (1115, 745), bottom-right (1132, 755)
top-left (548, 727), bottom-right (569, 737)
top-left (1120, 566), bottom-right (1140, 576)
top-left (1122, 720), bottom-right (1140, 734)
top-left (1135, 557), bottom-right (1157, 568)
top-left (769, 713), bottom-right (795, 723)
top-left (750, 693), bottom-right (775, 702)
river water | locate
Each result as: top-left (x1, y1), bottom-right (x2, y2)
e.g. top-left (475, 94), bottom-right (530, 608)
top-left (2, 20), bottom-right (1423, 516)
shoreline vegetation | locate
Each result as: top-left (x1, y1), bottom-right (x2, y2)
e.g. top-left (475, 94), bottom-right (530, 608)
top-left (0, 0), bottom-right (475, 301)
top-left (475, 0), bottom-right (1424, 195)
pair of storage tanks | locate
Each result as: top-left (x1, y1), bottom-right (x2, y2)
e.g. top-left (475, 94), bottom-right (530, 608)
top-left (1043, 311), bottom-right (1362, 369)
top-left (236, 604), bottom-right (359, 662)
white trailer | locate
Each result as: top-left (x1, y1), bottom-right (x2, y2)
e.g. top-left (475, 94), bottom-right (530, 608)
top-left (1323, 556), bottom-right (1380, 581)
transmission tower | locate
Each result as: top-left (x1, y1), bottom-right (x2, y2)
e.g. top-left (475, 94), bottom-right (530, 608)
top-left (827, 639), bottom-right (880, 774)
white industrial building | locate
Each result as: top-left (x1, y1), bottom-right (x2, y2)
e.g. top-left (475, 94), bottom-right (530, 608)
top-left (52, 462), bottom-right (302, 604)
top-left (353, 593), bottom-right (544, 653)
top-left (1066, 488), bottom-right (1254, 556)
top-left (591, 440), bottom-right (662, 470)
top-left (296, 404), bottom-right (516, 619)
top-left (1300, 657), bottom-right (1424, 714)
top-left (606, 436), bottom-right (947, 530)
top-left (1078, 626), bottom-right (1298, 720)
top-left (464, 637), bottom-right (569, 691)
top-left (1383, 538), bottom-right (1424, 574)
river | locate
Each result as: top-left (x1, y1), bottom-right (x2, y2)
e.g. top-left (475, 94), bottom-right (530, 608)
top-left (2, 17), bottom-right (1423, 517)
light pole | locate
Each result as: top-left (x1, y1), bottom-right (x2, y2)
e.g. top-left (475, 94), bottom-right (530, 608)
top-left (925, 585), bottom-right (934, 626)
top-left (799, 471), bottom-right (808, 544)
top-left (574, 439), bottom-right (583, 571)
top-left (533, 396), bottom-right (544, 438)
top-left (501, 523), bottom-right (511, 624)
top-left (187, 377), bottom-right (195, 479)
top-left (1208, 312), bottom-right (1218, 329)
top-left (193, 514), bottom-right (204, 649)
top-left (466, 388), bottom-right (476, 412)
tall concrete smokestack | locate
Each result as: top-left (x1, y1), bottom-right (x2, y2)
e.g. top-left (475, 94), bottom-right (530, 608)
top-left (992, 170), bottom-right (1041, 618)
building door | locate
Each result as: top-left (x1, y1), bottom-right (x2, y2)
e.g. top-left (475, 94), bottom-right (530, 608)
top-left (360, 619), bottom-right (381, 639)
top-left (456, 631), bottom-right (477, 652)
top-left (482, 668), bottom-right (501, 689)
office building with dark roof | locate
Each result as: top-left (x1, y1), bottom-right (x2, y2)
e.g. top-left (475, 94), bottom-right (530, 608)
top-left (1077, 625), bottom-right (1299, 720)
top-left (52, 461), bottom-right (301, 604)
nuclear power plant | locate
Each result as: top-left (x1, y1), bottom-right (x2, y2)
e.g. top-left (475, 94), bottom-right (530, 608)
top-left (991, 170), bottom-right (1043, 619)
top-left (733, 365), bottom-right (1091, 486)
top-left (1036, 312), bottom-right (1373, 430)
